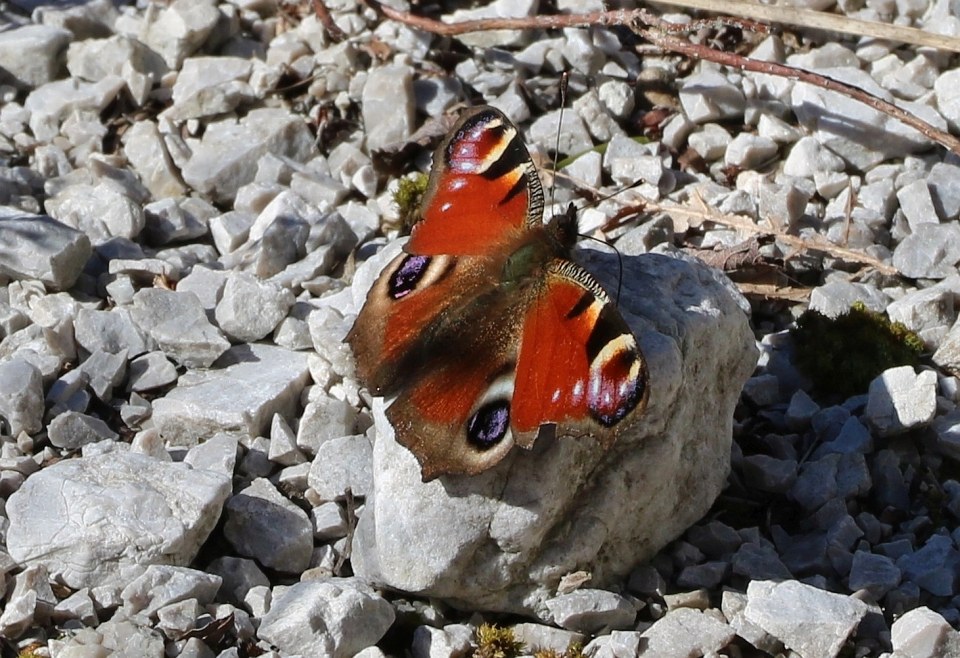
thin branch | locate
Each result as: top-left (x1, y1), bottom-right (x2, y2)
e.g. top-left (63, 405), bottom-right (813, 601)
top-left (313, 0), bottom-right (348, 42)
top-left (359, 0), bottom-right (960, 156)
top-left (650, 0), bottom-right (960, 53)
top-left (632, 25), bottom-right (960, 156)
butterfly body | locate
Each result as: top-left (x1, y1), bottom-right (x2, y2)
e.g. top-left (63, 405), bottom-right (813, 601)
top-left (348, 106), bottom-right (648, 481)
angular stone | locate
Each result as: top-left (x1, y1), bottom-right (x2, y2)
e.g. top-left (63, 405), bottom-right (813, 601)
top-left (847, 551), bottom-right (900, 599)
top-left (45, 182), bottom-right (146, 245)
top-left (897, 179), bottom-right (940, 230)
top-left (307, 434), bottom-right (373, 501)
top-left (257, 578), bottom-right (395, 658)
top-left (744, 580), bottom-right (868, 658)
top-left (352, 250), bottom-right (756, 617)
top-left (724, 133), bottom-right (778, 170)
top-left (808, 280), bottom-right (889, 318)
top-left (152, 344), bottom-right (309, 446)
top-left (47, 410), bottom-right (118, 450)
top-left (892, 223), bottom-right (960, 279)
top-left (24, 76), bottom-right (125, 142)
top-left (0, 213), bottom-right (92, 290)
top-left (638, 608), bottom-right (735, 658)
top-left (544, 589), bottom-right (637, 633)
top-left (891, 606), bottom-right (953, 658)
top-left (360, 65), bottom-right (415, 152)
top-left (206, 556), bottom-right (270, 608)
top-left (680, 71), bottom-right (746, 123)
top-left (162, 57), bottom-right (252, 121)
top-left (0, 358), bottom-right (44, 436)
top-left (183, 433), bottom-right (239, 477)
top-left (66, 34), bottom-right (167, 105)
top-left (128, 351), bottom-right (178, 392)
top-left (181, 108), bottom-right (315, 204)
top-left (214, 271), bottom-right (295, 343)
top-left (896, 534), bottom-right (960, 597)
top-left (129, 288), bottom-right (230, 368)
top-left (864, 366), bottom-right (937, 437)
top-left (5, 452), bottom-right (230, 589)
top-left (139, 0), bottom-right (220, 69)
top-left (296, 395), bottom-right (360, 456)
top-left (511, 622), bottom-right (585, 653)
top-left (0, 24), bottom-right (72, 88)
top-left (74, 307), bottom-right (154, 357)
top-left (224, 477), bottom-right (313, 574)
top-left (121, 565), bottom-right (221, 618)
top-left (411, 624), bottom-right (474, 658)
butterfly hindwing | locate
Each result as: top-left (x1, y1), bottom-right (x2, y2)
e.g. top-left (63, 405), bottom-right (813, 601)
top-left (513, 261), bottom-right (648, 439)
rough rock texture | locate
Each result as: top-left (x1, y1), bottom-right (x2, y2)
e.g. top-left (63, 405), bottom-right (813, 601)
top-left (257, 578), bottom-right (395, 658)
top-left (352, 248), bottom-right (757, 616)
top-left (5, 452), bottom-right (231, 589)
top-left (152, 343), bottom-right (310, 446)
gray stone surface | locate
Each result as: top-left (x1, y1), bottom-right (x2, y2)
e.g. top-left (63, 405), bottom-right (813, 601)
top-left (121, 565), bottom-right (221, 618)
top-left (352, 250), bottom-right (757, 617)
top-left (307, 433), bottom-right (373, 501)
top-left (545, 589), bottom-right (638, 633)
top-left (0, 24), bottom-right (72, 88)
top-left (224, 477), bottom-right (313, 574)
top-left (0, 357), bottom-right (44, 436)
top-left (5, 452), bottom-right (230, 589)
top-left (863, 366), bottom-right (938, 437)
top-left (257, 578), bottom-right (395, 658)
top-left (181, 108), bottom-right (316, 204)
top-left (47, 410), bottom-right (118, 449)
top-left (214, 271), bottom-right (295, 343)
top-left (0, 213), bottom-right (92, 290)
top-left (129, 288), bottom-right (229, 369)
top-left (152, 343), bottom-right (309, 446)
top-left (744, 580), bottom-right (868, 658)
top-left (638, 608), bottom-right (735, 658)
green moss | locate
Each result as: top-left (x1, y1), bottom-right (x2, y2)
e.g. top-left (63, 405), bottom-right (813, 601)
top-left (790, 301), bottom-right (924, 400)
top-left (474, 624), bottom-right (525, 658)
top-left (532, 644), bottom-right (585, 658)
top-left (392, 172), bottom-right (429, 234)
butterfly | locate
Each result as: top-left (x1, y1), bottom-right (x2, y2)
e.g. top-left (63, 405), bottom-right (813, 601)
top-left (347, 105), bottom-right (648, 481)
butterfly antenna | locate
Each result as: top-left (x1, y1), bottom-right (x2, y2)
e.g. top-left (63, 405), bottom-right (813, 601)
top-left (549, 72), bottom-right (570, 217)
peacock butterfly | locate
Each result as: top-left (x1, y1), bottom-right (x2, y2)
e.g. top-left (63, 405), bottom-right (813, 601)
top-left (348, 105), bottom-right (648, 481)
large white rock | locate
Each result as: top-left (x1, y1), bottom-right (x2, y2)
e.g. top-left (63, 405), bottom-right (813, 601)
top-left (351, 247), bottom-right (757, 617)
top-left (5, 452), bottom-right (231, 589)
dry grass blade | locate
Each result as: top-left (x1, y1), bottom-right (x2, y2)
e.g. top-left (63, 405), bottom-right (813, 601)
top-left (645, 191), bottom-right (899, 276)
top-left (735, 282), bottom-right (812, 302)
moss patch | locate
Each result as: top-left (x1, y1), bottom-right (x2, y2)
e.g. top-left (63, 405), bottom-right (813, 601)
top-left (790, 301), bottom-right (924, 400)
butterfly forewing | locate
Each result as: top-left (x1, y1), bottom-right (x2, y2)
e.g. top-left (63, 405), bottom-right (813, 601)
top-left (408, 107), bottom-right (545, 255)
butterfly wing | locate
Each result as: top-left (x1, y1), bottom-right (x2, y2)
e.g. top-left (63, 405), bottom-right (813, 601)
top-left (348, 105), bottom-right (648, 481)
top-left (512, 260), bottom-right (648, 438)
top-left (382, 259), bottom-right (647, 481)
top-left (348, 105), bottom-right (543, 394)
top-left (408, 105), bottom-right (545, 255)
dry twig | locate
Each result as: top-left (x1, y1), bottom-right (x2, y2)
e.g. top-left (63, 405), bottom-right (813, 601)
top-left (313, 0), bottom-right (348, 42)
top-left (645, 190), bottom-right (899, 276)
top-left (357, 0), bottom-right (960, 156)
top-left (651, 0), bottom-right (960, 53)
